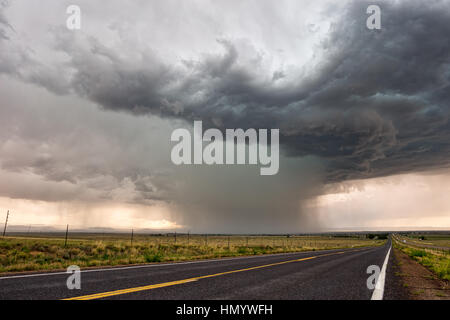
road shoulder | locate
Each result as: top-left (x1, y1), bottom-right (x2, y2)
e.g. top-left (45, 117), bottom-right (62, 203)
top-left (388, 248), bottom-right (449, 300)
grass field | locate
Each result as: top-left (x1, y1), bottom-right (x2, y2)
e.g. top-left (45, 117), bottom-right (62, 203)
top-left (400, 234), bottom-right (450, 248)
top-left (393, 235), bottom-right (450, 281)
top-left (0, 233), bottom-right (385, 273)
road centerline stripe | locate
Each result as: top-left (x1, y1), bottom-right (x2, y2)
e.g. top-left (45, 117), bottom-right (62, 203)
top-left (63, 250), bottom-right (361, 300)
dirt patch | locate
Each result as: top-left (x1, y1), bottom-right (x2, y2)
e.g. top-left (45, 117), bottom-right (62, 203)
top-left (393, 248), bottom-right (449, 300)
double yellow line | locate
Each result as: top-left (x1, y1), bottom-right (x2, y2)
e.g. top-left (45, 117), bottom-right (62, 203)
top-left (64, 250), bottom-right (349, 300)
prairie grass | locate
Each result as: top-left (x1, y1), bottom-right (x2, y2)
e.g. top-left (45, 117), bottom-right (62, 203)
top-left (0, 234), bottom-right (384, 273)
top-left (393, 238), bottom-right (450, 281)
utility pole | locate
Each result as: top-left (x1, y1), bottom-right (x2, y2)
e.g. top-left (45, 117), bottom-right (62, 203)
top-left (2, 210), bottom-right (9, 237)
top-left (131, 229), bottom-right (134, 247)
top-left (187, 231), bottom-right (190, 246)
top-left (174, 231), bottom-right (177, 244)
top-left (64, 224), bottom-right (69, 247)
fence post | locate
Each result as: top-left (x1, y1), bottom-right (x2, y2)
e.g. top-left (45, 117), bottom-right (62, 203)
top-left (2, 210), bottom-right (9, 237)
top-left (64, 224), bottom-right (69, 247)
top-left (187, 231), bottom-right (190, 246)
top-left (131, 229), bottom-right (134, 247)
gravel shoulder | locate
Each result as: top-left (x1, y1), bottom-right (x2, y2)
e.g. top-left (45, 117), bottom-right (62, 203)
top-left (389, 248), bottom-right (449, 300)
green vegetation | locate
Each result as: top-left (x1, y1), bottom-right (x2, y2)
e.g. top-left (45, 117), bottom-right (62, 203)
top-left (398, 233), bottom-right (450, 248)
top-left (393, 237), bottom-right (450, 281)
top-left (0, 234), bottom-right (385, 273)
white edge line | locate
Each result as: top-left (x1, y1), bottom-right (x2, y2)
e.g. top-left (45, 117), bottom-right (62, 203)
top-left (371, 245), bottom-right (391, 300)
top-left (0, 246), bottom-right (374, 280)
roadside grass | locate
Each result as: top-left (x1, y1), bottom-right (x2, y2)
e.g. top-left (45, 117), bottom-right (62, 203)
top-left (399, 234), bottom-right (450, 248)
top-left (0, 235), bottom-right (385, 273)
top-left (393, 240), bottom-right (450, 281)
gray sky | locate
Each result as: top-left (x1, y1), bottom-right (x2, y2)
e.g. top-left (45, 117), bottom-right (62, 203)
top-left (1, 0), bottom-right (450, 233)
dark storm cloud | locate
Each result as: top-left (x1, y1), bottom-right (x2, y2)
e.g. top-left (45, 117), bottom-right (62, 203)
top-left (10, 0), bottom-right (444, 183)
top-left (1, 0), bottom-right (450, 232)
top-left (0, 75), bottom-right (177, 205)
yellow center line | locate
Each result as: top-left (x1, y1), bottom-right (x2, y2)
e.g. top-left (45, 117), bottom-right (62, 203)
top-left (63, 249), bottom-right (358, 300)
top-left (66, 279), bottom-right (199, 300)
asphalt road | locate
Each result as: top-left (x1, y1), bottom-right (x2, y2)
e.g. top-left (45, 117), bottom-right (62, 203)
top-left (0, 240), bottom-right (397, 300)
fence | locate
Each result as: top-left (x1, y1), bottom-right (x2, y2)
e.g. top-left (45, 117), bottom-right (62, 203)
top-left (0, 222), bottom-right (381, 250)
top-left (392, 234), bottom-right (450, 255)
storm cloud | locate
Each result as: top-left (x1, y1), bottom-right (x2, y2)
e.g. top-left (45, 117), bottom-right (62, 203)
top-left (1, 0), bottom-right (450, 232)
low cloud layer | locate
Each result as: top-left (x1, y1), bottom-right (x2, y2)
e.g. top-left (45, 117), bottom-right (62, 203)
top-left (1, 0), bottom-right (450, 232)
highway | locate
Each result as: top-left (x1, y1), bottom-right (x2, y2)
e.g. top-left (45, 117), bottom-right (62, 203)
top-left (0, 240), bottom-right (399, 300)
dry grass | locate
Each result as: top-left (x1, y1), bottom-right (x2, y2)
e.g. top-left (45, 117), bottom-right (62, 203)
top-left (0, 234), bottom-right (385, 273)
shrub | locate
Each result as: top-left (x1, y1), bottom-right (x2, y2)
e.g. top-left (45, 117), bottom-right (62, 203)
top-left (410, 249), bottom-right (427, 258)
top-left (237, 247), bottom-right (248, 254)
top-left (144, 253), bottom-right (162, 263)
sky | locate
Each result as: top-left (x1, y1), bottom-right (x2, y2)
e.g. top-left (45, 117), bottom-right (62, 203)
top-left (1, 0), bottom-right (450, 233)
